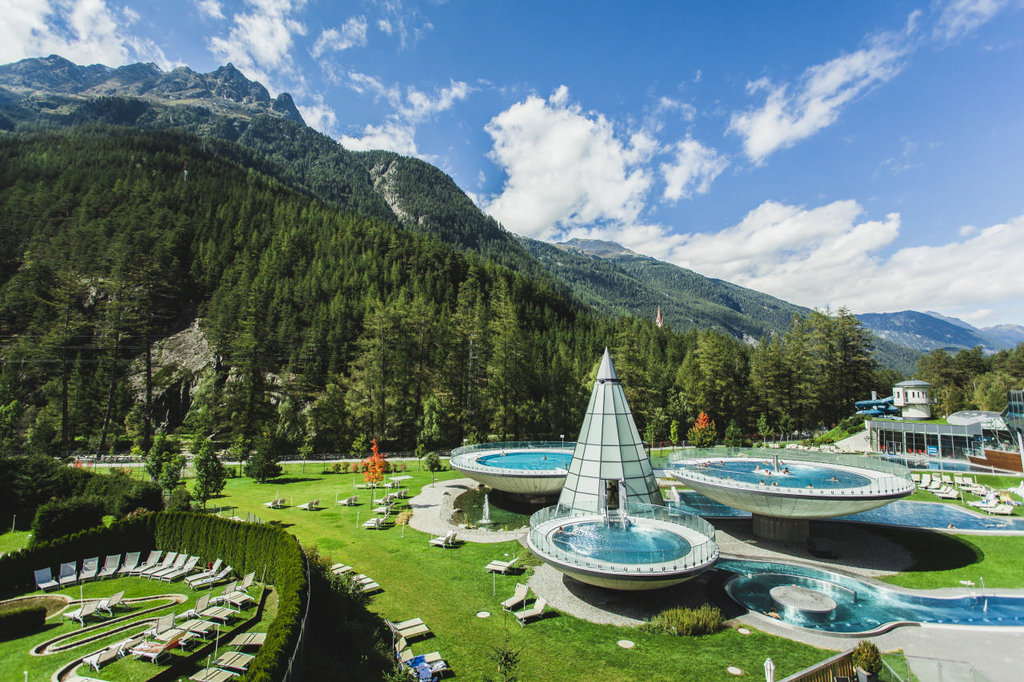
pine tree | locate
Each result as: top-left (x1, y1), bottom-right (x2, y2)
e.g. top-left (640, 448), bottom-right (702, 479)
top-left (192, 438), bottom-right (227, 507)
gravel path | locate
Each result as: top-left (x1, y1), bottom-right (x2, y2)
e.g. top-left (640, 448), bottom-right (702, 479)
top-left (407, 477), bottom-right (527, 544)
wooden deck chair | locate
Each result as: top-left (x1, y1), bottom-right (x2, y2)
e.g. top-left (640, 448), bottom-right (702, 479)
top-left (228, 632), bottom-right (266, 648)
top-left (59, 561), bottom-right (78, 587)
top-left (96, 590), bottom-right (125, 616)
top-left (34, 567), bottom-right (58, 592)
top-left (79, 556), bottom-right (100, 582)
top-left (96, 554), bottom-right (121, 580)
top-left (190, 668), bottom-right (239, 682)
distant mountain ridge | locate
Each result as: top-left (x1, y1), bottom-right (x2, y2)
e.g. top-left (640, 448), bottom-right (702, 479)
top-left (858, 310), bottom-right (1024, 352)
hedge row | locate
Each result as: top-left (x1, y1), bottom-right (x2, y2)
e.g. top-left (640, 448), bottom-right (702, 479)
top-left (0, 511), bottom-right (306, 681)
top-left (0, 604), bottom-right (46, 641)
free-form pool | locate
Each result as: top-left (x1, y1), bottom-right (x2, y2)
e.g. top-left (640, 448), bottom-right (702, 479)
top-left (550, 521), bottom-right (693, 565)
top-left (477, 451), bottom-right (572, 471)
top-left (720, 558), bottom-right (1024, 632)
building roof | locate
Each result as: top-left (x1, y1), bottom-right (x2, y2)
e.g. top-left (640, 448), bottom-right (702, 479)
top-left (557, 348), bottom-right (661, 513)
top-left (895, 379), bottom-right (931, 388)
top-left (948, 410), bottom-right (1006, 429)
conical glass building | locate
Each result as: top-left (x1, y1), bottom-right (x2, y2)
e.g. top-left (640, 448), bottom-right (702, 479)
top-left (528, 349), bottom-right (719, 590)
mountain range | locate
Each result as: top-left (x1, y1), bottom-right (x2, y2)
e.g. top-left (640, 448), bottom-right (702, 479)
top-left (3, 55), bottom-right (1016, 374)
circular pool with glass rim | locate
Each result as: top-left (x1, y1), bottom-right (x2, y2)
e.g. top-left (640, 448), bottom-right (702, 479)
top-left (549, 520), bottom-right (693, 564)
top-left (449, 447), bottom-right (575, 498)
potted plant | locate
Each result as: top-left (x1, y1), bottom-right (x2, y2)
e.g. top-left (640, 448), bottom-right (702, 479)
top-left (852, 640), bottom-right (883, 682)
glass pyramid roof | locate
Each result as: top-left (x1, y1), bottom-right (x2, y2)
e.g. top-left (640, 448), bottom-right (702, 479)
top-left (557, 348), bottom-right (662, 513)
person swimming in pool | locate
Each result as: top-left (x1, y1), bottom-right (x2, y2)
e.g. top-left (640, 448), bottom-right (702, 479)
top-left (828, 476), bottom-right (839, 483)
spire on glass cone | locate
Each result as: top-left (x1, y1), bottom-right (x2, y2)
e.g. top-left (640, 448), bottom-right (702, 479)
top-left (597, 347), bottom-right (618, 382)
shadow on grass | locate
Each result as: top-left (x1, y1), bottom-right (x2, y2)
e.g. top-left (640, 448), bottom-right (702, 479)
top-left (867, 525), bottom-right (983, 572)
top-left (268, 477), bottom-right (320, 485)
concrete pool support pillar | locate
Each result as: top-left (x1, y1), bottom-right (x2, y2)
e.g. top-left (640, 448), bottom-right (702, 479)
top-left (752, 514), bottom-right (809, 542)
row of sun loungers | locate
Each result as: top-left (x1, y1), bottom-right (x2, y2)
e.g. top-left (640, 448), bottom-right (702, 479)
top-left (35, 549), bottom-right (239, 592)
top-left (331, 562), bottom-right (381, 594)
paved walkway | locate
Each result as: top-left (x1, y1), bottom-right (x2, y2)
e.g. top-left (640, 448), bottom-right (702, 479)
top-left (407, 478), bottom-right (527, 544)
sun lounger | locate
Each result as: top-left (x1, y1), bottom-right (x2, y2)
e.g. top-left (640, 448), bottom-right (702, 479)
top-left (160, 555), bottom-right (200, 582)
top-left (486, 557), bottom-right (518, 573)
top-left (388, 618), bottom-right (430, 640)
top-left (200, 605), bottom-right (238, 623)
top-left (228, 632), bottom-right (266, 648)
top-left (35, 567), bottom-right (58, 592)
top-left (142, 552), bottom-right (179, 578)
top-left (96, 554), bottom-right (121, 580)
top-left (177, 618), bottom-right (218, 637)
top-left (934, 486), bottom-right (960, 499)
top-left (515, 597), bottom-right (547, 626)
top-left (82, 644), bottom-right (121, 672)
top-left (130, 631), bottom-right (186, 663)
top-left (331, 563), bottom-right (352, 574)
top-left (337, 495), bottom-right (359, 506)
top-left (297, 499), bottom-right (320, 511)
top-left (79, 556), bottom-right (100, 582)
top-left (262, 498), bottom-right (284, 509)
top-left (185, 559), bottom-right (223, 587)
top-left (362, 515), bottom-right (388, 529)
top-left (178, 594), bottom-right (211, 621)
top-left (429, 530), bottom-right (456, 547)
top-left (397, 647), bottom-right (444, 668)
top-left (910, 473), bottom-right (921, 484)
top-left (97, 590), bottom-right (125, 616)
top-left (117, 551), bottom-right (141, 577)
top-left (64, 599), bottom-right (99, 626)
top-left (129, 550), bottom-right (163, 576)
top-left (190, 668), bottom-right (239, 682)
top-left (149, 553), bottom-right (188, 580)
top-left (236, 572), bottom-right (256, 593)
top-left (213, 651), bottom-right (254, 672)
top-left (941, 474), bottom-right (954, 485)
top-left (361, 581), bottom-right (381, 593)
top-left (190, 566), bottom-right (233, 589)
top-left (501, 583), bottom-right (529, 611)
top-left (146, 613), bottom-right (177, 638)
top-left (918, 474), bottom-right (931, 488)
top-left (989, 503), bottom-right (1015, 516)
top-left (59, 561), bottom-right (78, 587)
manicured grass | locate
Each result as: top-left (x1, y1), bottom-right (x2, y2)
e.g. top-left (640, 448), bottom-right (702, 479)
top-left (0, 574), bottom-right (268, 681)
top-left (189, 464), bottom-right (828, 681)
top-left (871, 527), bottom-right (1024, 589)
top-left (0, 530), bottom-right (31, 556)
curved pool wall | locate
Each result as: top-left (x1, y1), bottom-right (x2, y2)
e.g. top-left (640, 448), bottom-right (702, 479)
top-left (720, 558), bottom-right (1024, 633)
top-left (669, 448), bottom-right (915, 520)
top-left (528, 502), bottom-right (720, 590)
top-left (450, 441), bottom-right (576, 498)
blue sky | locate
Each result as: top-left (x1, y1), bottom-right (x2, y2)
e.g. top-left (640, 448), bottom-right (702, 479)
top-left (4, 0), bottom-right (1024, 327)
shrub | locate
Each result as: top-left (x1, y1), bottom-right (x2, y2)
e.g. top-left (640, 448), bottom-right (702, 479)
top-left (348, 462), bottom-right (360, 474)
top-left (424, 452), bottom-right (442, 472)
top-left (84, 470), bottom-right (163, 517)
top-left (30, 496), bottom-right (106, 544)
top-left (640, 605), bottom-right (724, 636)
top-left (331, 462), bottom-right (343, 474)
top-left (166, 486), bottom-right (193, 512)
top-left (0, 604), bottom-right (46, 641)
top-left (853, 640), bottom-right (882, 674)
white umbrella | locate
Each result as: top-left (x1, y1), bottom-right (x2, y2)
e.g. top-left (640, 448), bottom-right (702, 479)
top-left (764, 657), bottom-right (775, 682)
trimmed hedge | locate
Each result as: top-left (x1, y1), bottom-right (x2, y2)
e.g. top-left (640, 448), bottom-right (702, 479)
top-left (0, 604), bottom-right (46, 641)
top-left (0, 511), bottom-right (306, 681)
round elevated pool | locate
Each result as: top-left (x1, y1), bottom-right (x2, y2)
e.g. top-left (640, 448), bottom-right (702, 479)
top-left (528, 506), bottom-right (719, 591)
top-left (450, 442), bottom-right (575, 499)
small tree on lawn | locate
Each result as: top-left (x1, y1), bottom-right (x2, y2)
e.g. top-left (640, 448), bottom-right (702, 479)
top-left (144, 433), bottom-right (176, 483)
top-left (246, 432), bottom-right (282, 483)
top-left (350, 434), bottom-right (371, 458)
top-left (362, 438), bottom-right (388, 487)
top-left (757, 413), bottom-right (773, 445)
top-left (669, 419), bottom-right (680, 445)
top-left (192, 438), bottom-right (227, 508)
top-left (687, 411), bottom-right (717, 448)
top-left (723, 419), bottom-right (742, 447)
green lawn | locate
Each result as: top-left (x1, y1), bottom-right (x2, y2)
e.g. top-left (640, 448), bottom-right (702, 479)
top-left (0, 573), bottom-right (269, 681)
top-left (196, 464), bottom-right (827, 681)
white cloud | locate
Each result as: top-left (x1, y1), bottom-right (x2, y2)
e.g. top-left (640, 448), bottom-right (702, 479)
top-left (208, 0), bottom-right (307, 90)
top-left (646, 200), bottom-right (1024, 325)
top-left (729, 33), bottom-right (907, 164)
top-left (660, 137), bottom-right (729, 202)
top-left (372, 0), bottom-right (433, 50)
top-left (934, 0), bottom-right (1011, 41)
top-left (195, 0), bottom-right (225, 20)
top-left (297, 94), bottom-right (338, 135)
top-left (0, 0), bottom-right (175, 69)
top-left (338, 73), bottom-right (470, 155)
top-left (340, 120), bottom-right (417, 155)
top-left (483, 87), bottom-right (654, 240)
top-left (312, 16), bottom-right (368, 58)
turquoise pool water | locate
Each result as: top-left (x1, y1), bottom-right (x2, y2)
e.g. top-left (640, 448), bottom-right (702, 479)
top-left (550, 521), bottom-right (692, 564)
top-left (667, 491), bottom-right (1024, 531)
top-left (477, 450), bottom-right (572, 470)
top-left (720, 558), bottom-right (1024, 632)
top-left (681, 459), bottom-right (871, 489)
